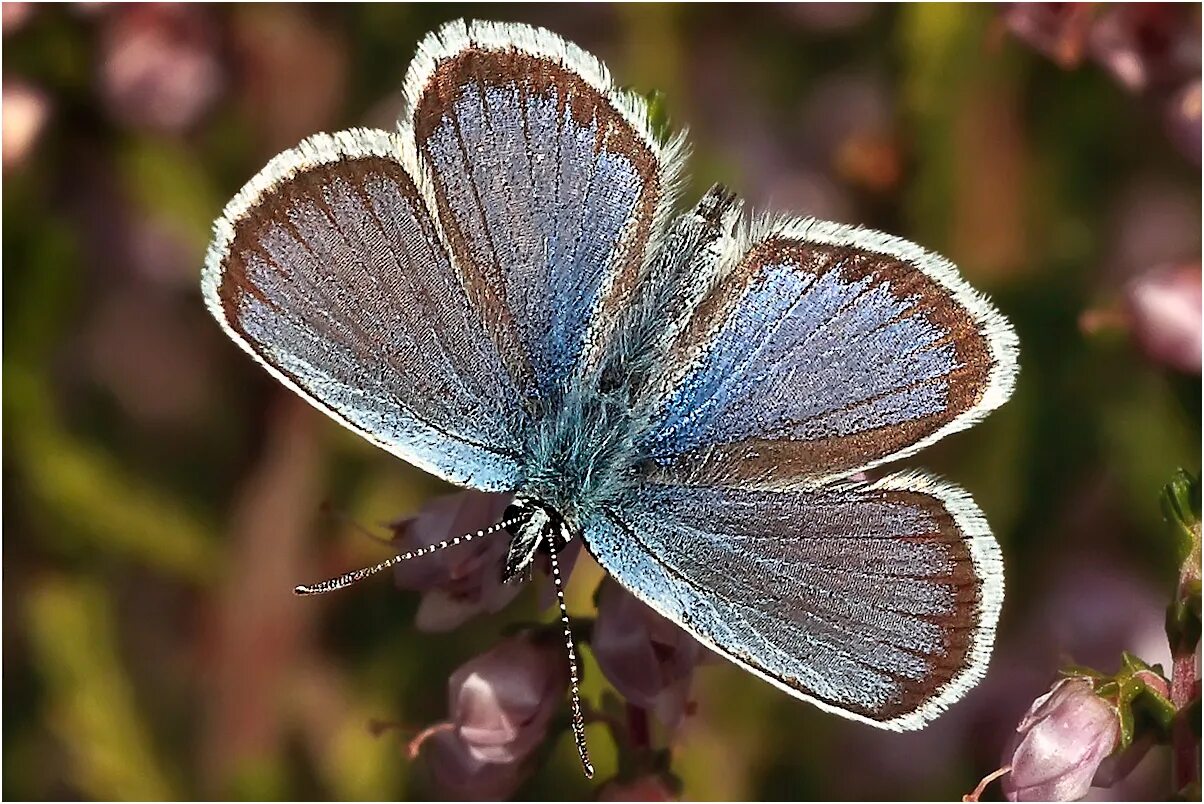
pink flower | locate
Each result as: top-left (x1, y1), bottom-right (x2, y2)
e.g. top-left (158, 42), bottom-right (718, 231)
top-left (1124, 262), bottom-right (1202, 374)
top-left (416, 727), bottom-right (527, 801)
top-left (1087, 5), bottom-right (1199, 94)
top-left (392, 491), bottom-right (521, 632)
top-left (2, 78), bottom-right (50, 171)
top-left (1164, 79), bottom-right (1202, 165)
top-left (2, 3), bottom-right (36, 37)
top-left (598, 774), bottom-right (679, 801)
top-left (97, 4), bottom-right (223, 133)
top-left (1001, 677), bottom-right (1121, 802)
top-left (448, 636), bottom-right (567, 765)
top-left (591, 580), bottom-right (705, 728)
top-left (1002, 3), bottom-right (1095, 68)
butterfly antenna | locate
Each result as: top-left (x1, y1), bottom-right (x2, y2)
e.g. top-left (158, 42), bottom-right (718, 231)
top-left (548, 547), bottom-right (594, 778)
top-left (294, 516), bottom-right (520, 596)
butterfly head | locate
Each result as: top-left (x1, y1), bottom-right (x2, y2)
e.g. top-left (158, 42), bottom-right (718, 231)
top-left (501, 496), bottom-right (574, 584)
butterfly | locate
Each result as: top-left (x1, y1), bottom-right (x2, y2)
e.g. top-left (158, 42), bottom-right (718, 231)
top-left (202, 19), bottom-right (1018, 778)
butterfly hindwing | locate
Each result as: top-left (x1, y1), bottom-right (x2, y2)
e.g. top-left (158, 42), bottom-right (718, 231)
top-left (202, 129), bottom-right (525, 490)
top-left (583, 473), bottom-right (1002, 729)
top-left (404, 19), bottom-right (686, 403)
top-left (641, 215), bottom-right (1019, 487)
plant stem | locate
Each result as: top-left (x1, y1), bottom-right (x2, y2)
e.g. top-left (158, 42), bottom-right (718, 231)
top-left (626, 703), bottom-right (651, 750)
top-left (1170, 633), bottom-right (1201, 792)
top-left (1170, 517), bottom-right (1201, 795)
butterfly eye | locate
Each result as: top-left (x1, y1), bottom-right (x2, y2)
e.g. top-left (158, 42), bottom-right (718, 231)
top-left (598, 362), bottom-right (626, 394)
top-left (633, 458), bottom-right (659, 477)
top-left (502, 501), bottom-right (531, 538)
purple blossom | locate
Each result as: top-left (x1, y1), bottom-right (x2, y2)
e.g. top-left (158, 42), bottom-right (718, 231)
top-left (1002, 677), bottom-right (1121, 801)
top-left (447, 635), bottom-right (567, 765)
top-left (2, 78), bottom-right (50, 171)
top-left (409, 635), bottom-right (567, 798)
top-left (598, 774), bottom-right (678, 801)
top-left (97, 4), bottom-right (223, 134)
top-left (1002, 3), bottom-right (1095, 68)
top-left (1164, 79), bottom-right (1202, 165)
top-left (1087, 5), bottom-right (1200, 94)
top-left (1124, 262), bottom-right (1202, 374)
top-left (592, 580), bottom-right (705, 728)
top-left (391, 491), bottom-right (521, 632)
top-left (415, 727), bottom-right (527, 801)
top-left (1, 2), bottom-right (36, 35)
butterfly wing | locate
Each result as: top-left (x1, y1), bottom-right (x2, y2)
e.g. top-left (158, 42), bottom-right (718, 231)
top-left (403, 19), bottom-right (685, 401)
top-left (203, 130), bottom-right (525, 489)
top-left (584, 473), bottom-right (1002, 729)
top-left (205, 21), bottom-right (684, 489)
top-left (581, 212), bottom-right (1015, 726)
top-left (641, 215), bottom-right (1018, 487)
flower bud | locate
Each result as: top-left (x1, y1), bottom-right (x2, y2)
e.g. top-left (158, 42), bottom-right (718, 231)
top-left (1002, 677), bottom-right (1121, 801)
top-left (592, 580), bottom-right (705, 728)
top-left (1002, 3), bottom-right (1094, 68)
top-left (418, 727), bottom-right (527, 801)
top-left (392, 491), bottom-right (520, 632)
top-left (1088, 5), bottom-right (1199, 94)
top-left (1164, 79), bottom-right (1202, 165)
top-left (1124, 262), bottom-right (1202, 374)
top-left (449, 636), bottom-right (567, 765)
top-left (98, 4), bottom-right (223, 133)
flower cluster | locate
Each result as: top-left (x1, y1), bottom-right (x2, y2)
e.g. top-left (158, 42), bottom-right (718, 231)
top-left (393, 491), bottom-right (702, 798)
top-left (1003, 4), bottom-right (1201, 165)
top-left (409, 635), bottom-right (567, 799)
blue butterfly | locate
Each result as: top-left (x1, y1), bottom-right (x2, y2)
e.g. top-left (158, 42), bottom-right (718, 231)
top-left (202, 19), bottom-right (1018, 778)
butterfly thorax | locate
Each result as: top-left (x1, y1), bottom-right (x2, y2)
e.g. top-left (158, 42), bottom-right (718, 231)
top-left (505, 191), bottom-right (744, 566)
top-left (517, 382), bottom-right (645, 527)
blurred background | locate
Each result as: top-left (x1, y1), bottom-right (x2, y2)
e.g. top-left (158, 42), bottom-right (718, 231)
top-left (3, 3), bottom-right (1200, 800)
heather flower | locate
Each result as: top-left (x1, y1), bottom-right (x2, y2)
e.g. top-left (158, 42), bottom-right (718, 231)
top-left (417, 727), bottom-right (527, 801)
top-left (1003, 3), bottom-right (1095, 68)
top-left (97, 4), bottom-right (223, 133)
top-left (1088, 5), bottom-right (1200, 94)
top-left (1164, 79), bottom-right (1202, 165)
top-left (592, 579), bottom-right (705, 728)
top-left (598, 773), bottom-right (678, 801)
top-left (1124, 262), bottom-right (1202, 374)
top-left (448, 635), bottom-right (567, 765)
top-left (1001, 677), bottom-right (1121, 801)
top-left (392, 491), bottom-right (521, 632)
top-left (2, 78), bottom-right (50, 171)
top-left (2, 3), bottom-right (36, 37)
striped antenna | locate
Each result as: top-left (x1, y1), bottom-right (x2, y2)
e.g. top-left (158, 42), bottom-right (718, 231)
top-left (548, 547), bottom-right (594, 778)
top-left (294, 517), bottom-right (520, 596)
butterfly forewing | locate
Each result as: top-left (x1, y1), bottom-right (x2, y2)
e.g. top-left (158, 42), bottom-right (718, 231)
top-left (403, 19), bottom-right (685, 400)
top-left (585, 473), bottom-right (1002, 728)
top-left (642, 217), bottom-right (1018, 487)
top-left (202, 130), bottom-right (525, 490)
